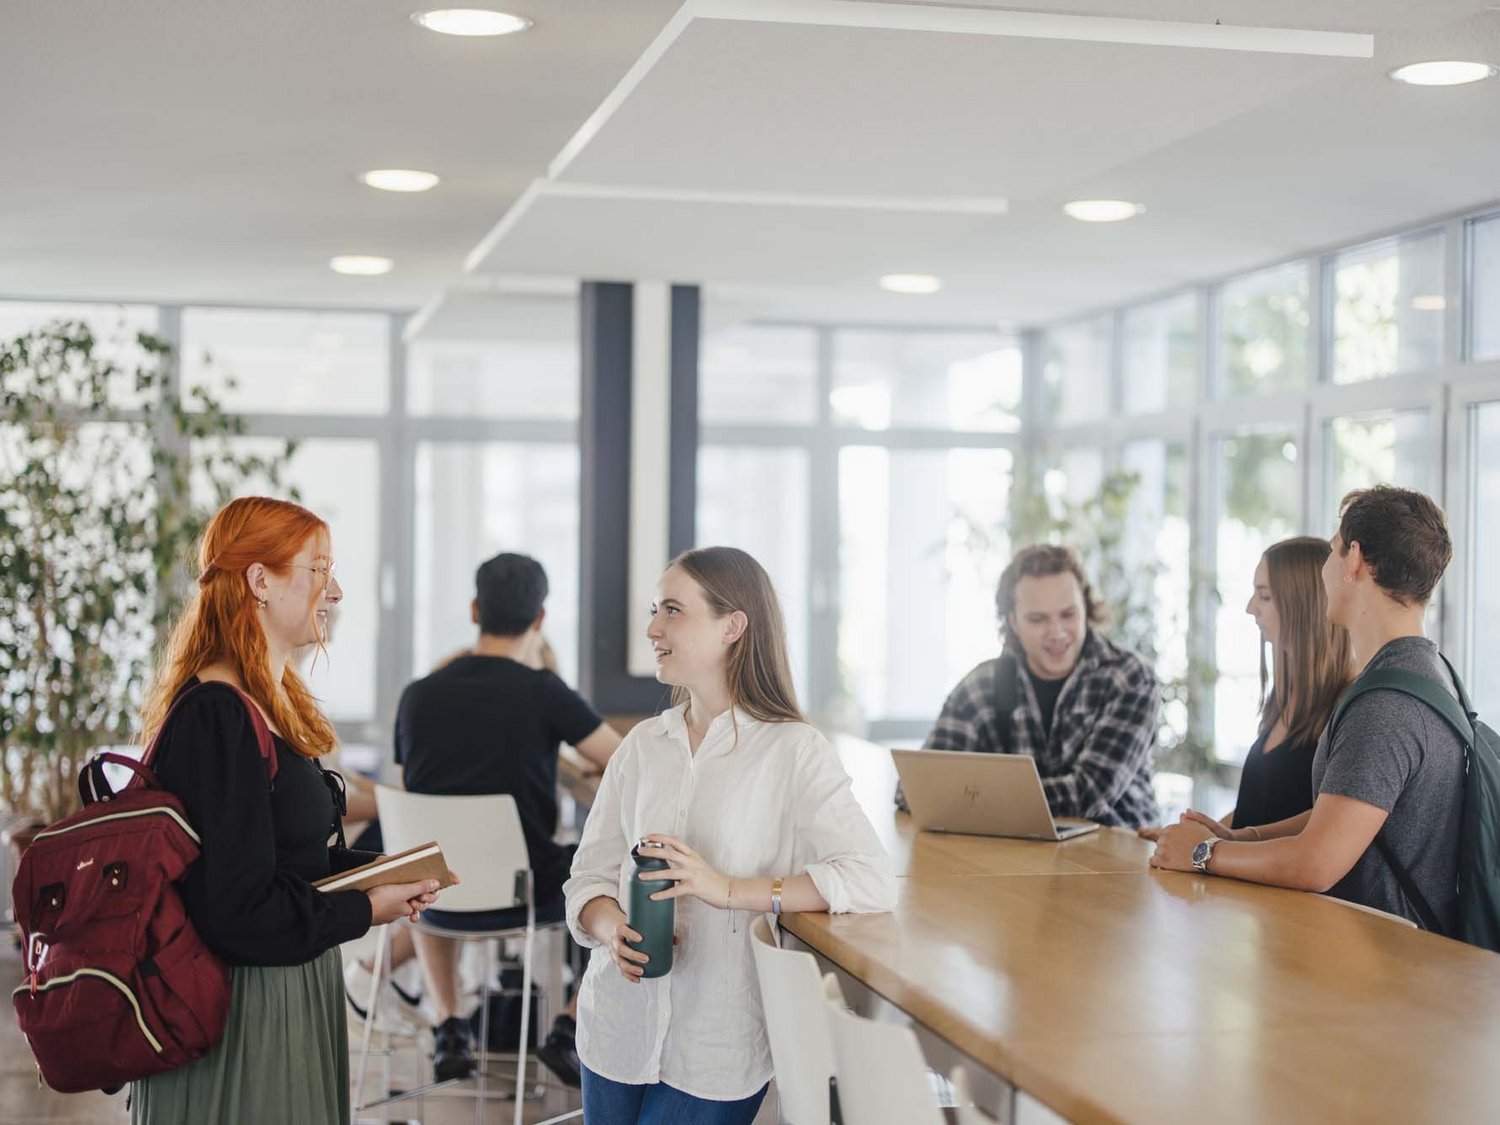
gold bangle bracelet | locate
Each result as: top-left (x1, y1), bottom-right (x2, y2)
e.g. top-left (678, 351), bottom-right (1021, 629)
top-left (771, 876), bottom-right (785, 916)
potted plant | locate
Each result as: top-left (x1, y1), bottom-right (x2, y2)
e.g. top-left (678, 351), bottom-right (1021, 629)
top-left (0, 317), bottom-right (294, 829)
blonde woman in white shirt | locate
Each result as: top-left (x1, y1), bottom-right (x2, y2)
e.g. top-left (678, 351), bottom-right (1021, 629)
top-left (565, 546), bottom-right (896, 1122)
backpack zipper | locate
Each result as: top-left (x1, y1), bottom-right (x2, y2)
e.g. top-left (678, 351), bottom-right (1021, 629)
top-left (31, 806), bottom-right (200, 846)
top-left (10, 967), bottom-right (165, 1053)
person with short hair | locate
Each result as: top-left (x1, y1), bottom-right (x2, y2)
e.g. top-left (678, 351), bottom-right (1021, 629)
top-left (1151, 486), bottom-right (1464, 932)
top-left (919, 543), bottom-right (1161, 828)
top-left (396, 551), bottom-right (620, 1082)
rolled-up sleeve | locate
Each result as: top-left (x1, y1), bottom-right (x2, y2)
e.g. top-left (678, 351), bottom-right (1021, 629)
top-left (564, 740), bottom-right (633, 948)
top-left (791, 733), bottom-right (897, 914)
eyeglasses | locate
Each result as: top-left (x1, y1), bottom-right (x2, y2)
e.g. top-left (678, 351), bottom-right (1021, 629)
top-left (290, 561), bottom-right (337, 583)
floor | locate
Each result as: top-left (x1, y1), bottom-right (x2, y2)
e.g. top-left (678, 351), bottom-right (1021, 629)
top-left (1, 937), bottom-right (585, 1125)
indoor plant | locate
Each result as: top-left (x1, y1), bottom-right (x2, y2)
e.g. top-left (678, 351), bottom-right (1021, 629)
top-left (0, 317), bottom-right (293, 824)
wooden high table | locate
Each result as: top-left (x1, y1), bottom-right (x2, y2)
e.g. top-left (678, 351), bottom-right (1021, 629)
top-left (779, 737), bottom-right (1500, 1124)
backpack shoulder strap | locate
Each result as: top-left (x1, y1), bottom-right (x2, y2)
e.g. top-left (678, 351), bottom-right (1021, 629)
top-left (1328, 669), bottom-right (1475, 750)
top-left (144, 681), bottom-right (279, 785)
top-left (1371, 833), bottom-right (1446, 934)
top-left (1327, 662), bottom-right (1474, 937)
top-left (225, 684), bottom-right (279, 783)
top-left (992, 653), bottom-right (1018, 754)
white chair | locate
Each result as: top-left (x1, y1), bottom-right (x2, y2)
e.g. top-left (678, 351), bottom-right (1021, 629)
top-left (750, 916), bottom-right (837, 1124)
top-left (355, 787), bottom-right (574, 1125)
top-left (821, 973), bottom-right (993, 1125)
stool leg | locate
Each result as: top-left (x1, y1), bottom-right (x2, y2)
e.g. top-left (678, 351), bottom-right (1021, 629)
top-left (354, 922), bottom-right (390, 1111)
top-left (476, 937), bottom-right (493, 1125)
top-left (516, 919), bottom-right (535, 1125)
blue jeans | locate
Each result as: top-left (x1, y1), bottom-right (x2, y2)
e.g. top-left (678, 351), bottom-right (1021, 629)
top-left (581, 1065), bottom-right (768, 1124)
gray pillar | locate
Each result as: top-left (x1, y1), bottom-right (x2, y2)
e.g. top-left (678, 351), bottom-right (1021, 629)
top-left (579, 281), bottom-right (699, 715)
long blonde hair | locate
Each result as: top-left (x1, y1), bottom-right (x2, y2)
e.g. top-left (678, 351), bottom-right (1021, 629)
top-left (140, 496), bottom-right (337, 757)
top-left (668, 547), bottom-right (803, 725)
top-left (1259, 536), bottom-right (1354, 748)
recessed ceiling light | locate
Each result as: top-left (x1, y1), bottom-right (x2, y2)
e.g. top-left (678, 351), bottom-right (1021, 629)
top-left (411, 9), bottom-right (532, 37)
top-left (1064, 200), bottom-right (1144, 223)
top-left (1388, 61), bottom-right (1496, 86)
top-left (330, 255), bottom-right (393, 276)
top-left (1411, 294), bottom-right (1447, 312)
top-left (880, 274), bottom-right (942, 294)
top-left (360, 169), bottom-right (440, 193)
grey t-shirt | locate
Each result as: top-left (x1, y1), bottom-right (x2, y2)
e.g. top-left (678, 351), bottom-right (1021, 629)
top-left (1310, 636), bottom-right (1464, 929)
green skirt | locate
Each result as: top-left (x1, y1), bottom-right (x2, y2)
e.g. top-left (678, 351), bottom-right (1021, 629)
top-left (131, 945), bottom-right (349, 1125)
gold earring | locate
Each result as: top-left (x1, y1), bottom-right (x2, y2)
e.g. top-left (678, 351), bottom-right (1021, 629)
top-left (256, 595), bottom-right (268, 610)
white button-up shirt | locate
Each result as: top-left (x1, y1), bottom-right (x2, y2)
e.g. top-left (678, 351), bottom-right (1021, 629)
top-left (564, 705), bottom-right (896, 1100)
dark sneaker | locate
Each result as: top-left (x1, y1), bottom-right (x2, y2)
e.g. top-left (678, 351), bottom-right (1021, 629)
top-left (535, 1014), bottom-right (581, 1088)
top-left (433, 1015), bottom-right (477, 1082)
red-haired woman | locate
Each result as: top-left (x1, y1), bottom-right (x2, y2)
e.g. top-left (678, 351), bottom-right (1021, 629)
top-left (130, 497), bottom-right (442, 1125)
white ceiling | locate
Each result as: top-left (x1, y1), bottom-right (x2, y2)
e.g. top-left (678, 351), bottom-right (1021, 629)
top-left (0, 0), bottom-right (680, 310)
top-left (4, 1), bottom-right (1500, 331)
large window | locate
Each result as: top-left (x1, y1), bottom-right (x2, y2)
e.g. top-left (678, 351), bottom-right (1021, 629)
top-left (700, 324), bottom-right (819, 425)
top-left (832, 331), bottom-right (1021, 432)
top-left (191, 437), bottom-right (383, 723)
top-left (838, 447), bottom-right (1012, 727)
top-left (1326, 410), bottom-right (1432, 515)
top-left (1217, 263), bottom-right (1309, 396)
top-left (1121, 440), bottom-right (1191, 685)
top-left (1214, 429), bottom-right (1301, 762)
top-left (1122, 293), bottom-right (1197, 414)
top-left (1329, 232), bottom-right (1445, 383)
top-left (1472, 402), bottom-right (1500, 718)
top-left (1470, 213), bottom-right (1500, 361)
top-left (412, 442), bottom-right (580, 684)
top-left (0, 301), bottom-right (159, 409)
top-left (696, 447), bottom-right (811, 699)
top-left (408, 332), bottom-right (577, 420)
top-left (1043, 316), bottom-right (1112, 426)
top-left (182, 308), bottom-right (390, 415)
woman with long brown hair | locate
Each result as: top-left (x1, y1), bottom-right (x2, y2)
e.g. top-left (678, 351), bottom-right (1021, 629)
top-left (131, 497), bottom-right (442, 1124)
top-left (1142, 535), bottom-right (1354, 841)
top-left (564, 546), bottom-right (895, 1123)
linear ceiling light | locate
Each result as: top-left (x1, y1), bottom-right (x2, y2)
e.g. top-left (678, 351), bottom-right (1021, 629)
top-left (880, 274), bottom-right (942, 294)
top-left (1064, 200), bottom-right (1143, 223)
top-left (330, 255), bottom-right (394, 276)
top-left (361, 169), bottom-right (441, 193)
top-left (1388, 61), bottom-right (1497, 86)
top-left (411, 9), bottom-right (532, 37)
top-left (697, 1), bottom-right (1373, 58)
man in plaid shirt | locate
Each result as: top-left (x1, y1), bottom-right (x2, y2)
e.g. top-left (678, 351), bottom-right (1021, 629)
top-left (916, 543), bottom-right (1160, 828)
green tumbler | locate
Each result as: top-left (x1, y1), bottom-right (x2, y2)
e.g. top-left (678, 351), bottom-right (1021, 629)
top-left (628, 843), bottom-right (675, 979)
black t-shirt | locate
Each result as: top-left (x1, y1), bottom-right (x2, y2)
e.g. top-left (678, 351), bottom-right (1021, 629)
top-left (394, 655), bottom-right (603, 903)
top-left (1027, 670), bottom-right (1068, 740)
top-left (1232, 725), bottom-right (1317, 830)
top-left (151, 681), bottom-right (375, 966)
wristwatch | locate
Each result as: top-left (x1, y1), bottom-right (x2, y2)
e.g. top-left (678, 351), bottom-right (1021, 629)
top-left (1191, 837), bottom-right (1219, 874)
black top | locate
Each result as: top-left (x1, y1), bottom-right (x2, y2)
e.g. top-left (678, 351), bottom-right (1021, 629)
top-left (1232, 725), bottom-right (1317, 830)
top-left (1026, 670), bottom-right (1068, 740)
top-left (150, 681), bottom-right (375, 966)
top-left (395, 655), bottom-right (604, 903)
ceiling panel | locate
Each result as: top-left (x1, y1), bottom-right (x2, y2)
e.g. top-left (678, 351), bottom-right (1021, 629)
top-left (0, 0), bottom-right (681, 308)
top-left (556, 18), bottom-right (1365, 200)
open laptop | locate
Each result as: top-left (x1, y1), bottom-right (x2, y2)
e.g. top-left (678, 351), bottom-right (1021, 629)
top-left (891, 749), bottom-right (1099, 841)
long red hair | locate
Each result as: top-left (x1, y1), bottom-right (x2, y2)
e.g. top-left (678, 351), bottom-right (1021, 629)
top-left (141, 496), bottom-right (337, 757)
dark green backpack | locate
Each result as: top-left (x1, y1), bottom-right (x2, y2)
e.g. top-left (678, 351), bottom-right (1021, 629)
top-left (1327, 655), bottom-right (1500, 952)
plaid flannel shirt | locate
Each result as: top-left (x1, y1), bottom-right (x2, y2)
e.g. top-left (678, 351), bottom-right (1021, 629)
top-left (922, 631), bottom-right (1161, 828)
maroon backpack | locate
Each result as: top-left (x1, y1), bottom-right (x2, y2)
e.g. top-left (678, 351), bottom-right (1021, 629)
top-left (9, 683), bottom-right (275, 1093)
